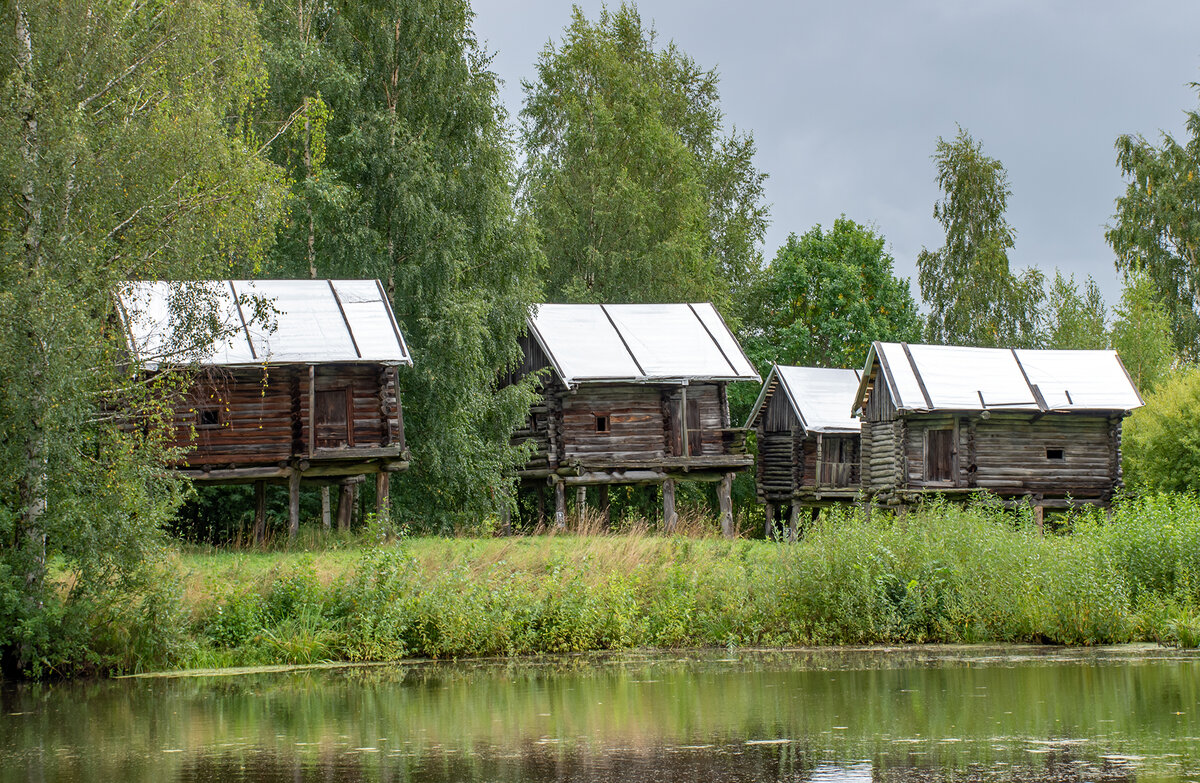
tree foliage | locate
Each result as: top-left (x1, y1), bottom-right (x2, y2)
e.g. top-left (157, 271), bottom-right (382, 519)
top-left (918, 128), bottom-right (1044, 348)
top-left (250, 0), bottom-right (544, 531)
top-left (0, 0), bottom-right (285, 674)
top-left (742, 218), bottom-right (922, 373)
top-left (1123, 366), bottom-right (1200, 494)
top-left (1041, 271), bottom-right (1108, 350)
top-left (1111, 271), bottom-right (1176, 393)
top-left (519, 3), bottom-right (767, 309)
top-left (1108, 92), bottom-right (1200, 360)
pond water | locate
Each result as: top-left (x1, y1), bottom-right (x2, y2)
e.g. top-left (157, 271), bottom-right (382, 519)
top-left (2, 647), bottom-right (1199, 782)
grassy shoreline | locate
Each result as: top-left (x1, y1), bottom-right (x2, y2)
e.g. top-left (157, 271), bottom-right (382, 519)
top-left (141, 494), bottom-right (1200, 675)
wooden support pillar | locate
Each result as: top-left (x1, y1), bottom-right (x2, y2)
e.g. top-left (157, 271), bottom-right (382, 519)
top-left (576, 486), bottom-right (587, 527)
top-left (718, 472), bottom-right (734, 539)
top-left (254, 480), bottom-right (267, 544)
top-left (554, 480), bottom-right (566, 529)
top-left (321, 486), bottom-right (332, 530)
top-left (788, 504), bottom-right (799, 543)
top-left (500, 503), bottom-right (512, 536)
top-left (764, 502), bottom-right (775, 541)
top-left (375, 472), bottom-right (390, 521)
top-left (537, 484), bottom-right (546, 526)
top-left (1034, 503), bottom-right (1045, 536)
top-left (598, 485), bottom-right (610, 530)
top-left (663, 478), bottom-right (678, 533)
top-left (288, 470), bottom-right (301, 538)
top-left (337, 481), bottom-right (355, 532)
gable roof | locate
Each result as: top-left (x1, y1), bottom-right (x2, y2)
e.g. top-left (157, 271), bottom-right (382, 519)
top-left (527, 303), bottom-right (759, 387)
top-left (852, 341), bottom-right (1143, 415)
top-left (118, 280), bottom-right (411, 369)
top-left (746, 365), bottom-right (862, 435)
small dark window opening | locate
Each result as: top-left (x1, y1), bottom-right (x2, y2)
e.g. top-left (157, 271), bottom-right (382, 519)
top-left (1046, 447), bottom-right (1065, 461)
top-left (595, 414), bottom-right (610, 433)
top-left (198, 407), bottom-right (221, 427)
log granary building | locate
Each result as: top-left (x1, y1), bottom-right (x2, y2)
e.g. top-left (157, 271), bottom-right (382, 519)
top-left (852, 341), bottom-right (1143, 522)
top-left (118, 280), bottom-right (412, 537)
top-left (505, 303), bottom-right (760, 535)
top-left (746, 365), bottom-right (863, 538)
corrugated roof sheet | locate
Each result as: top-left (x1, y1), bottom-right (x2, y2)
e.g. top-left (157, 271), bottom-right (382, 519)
top-left (854, 341), bottom-right (1143, 414)
top-left (528, 303), bottom-right (759, 386)
top-left (118, 280), bottom-right (411, 368)
top-left (746, 366), bottom-right (863, 434)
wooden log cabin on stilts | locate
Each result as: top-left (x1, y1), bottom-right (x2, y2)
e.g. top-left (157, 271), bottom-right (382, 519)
top-left (118, 280), bottom-right (412, 538)
top-left (503, 303), bottom-right (760, 536)
top-left (852, 342), bottom-right (1143, 525)
top-left (746, 365), bottom-right (863, 540)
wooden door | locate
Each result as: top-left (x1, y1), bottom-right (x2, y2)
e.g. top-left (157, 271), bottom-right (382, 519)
top-left (315, 388), bottom-right (352, 448)
top-left (925, 428), bottom-right (954, 482)
top-left (686, 396), bottom-right (702, 457)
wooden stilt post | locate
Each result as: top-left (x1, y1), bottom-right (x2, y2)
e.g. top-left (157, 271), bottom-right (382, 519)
top-left (764, 502), bottom-right (775, 541)
top-left (788, 504), bottom-right (799, 543)
top-left (254, 480), bottom-right (267, 544)
top-left (537, 484), bottom-right (546, 527)
top-left (1035, 503), bottom-right (1045, 536)
top-left (598, 484), bottom-right (610, 530)
top-left (500, 502), bottom-right (512, 536)
top-left (288, 470), bottom-right (301, 538)
top-left (719, 472), bottom-right (734, 539)
top-left (375, 472), bottom-right (390, 522)
top-left (663, 478), bottom-right (678, 533)
top-left (554, 479), bottom-right (566, 529)
top-left (321, 486), bottom-right (332, 530)
top-left (576, 485), bottom-right (587, 528)
top-left (337, 480), bottom-right (354, 532)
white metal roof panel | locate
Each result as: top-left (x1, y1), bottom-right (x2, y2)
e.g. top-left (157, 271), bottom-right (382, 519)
top-left (119, 279), bottom-right (411, 368)
top-left (1014, 349), bottom-right (1143, 411)
top-left (875, 342), bottom-right (924, 409)
top-left (907, 343), bottom-right (1038, 410)
top-left (691, 303), bottom-right (758, 378)
top-left (529, 304), bottom-right (644, 383)
top-left (776, 366), bottom-right (862, 434)
top-left (528, 303), bottom-right (759, 385)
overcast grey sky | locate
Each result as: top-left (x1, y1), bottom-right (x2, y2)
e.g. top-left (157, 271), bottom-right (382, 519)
top-left (472, 0), bottom-right (1200, 305)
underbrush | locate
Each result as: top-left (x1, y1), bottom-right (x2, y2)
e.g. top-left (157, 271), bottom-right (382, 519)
top-left (157, 493), bottom-right (1200, 671)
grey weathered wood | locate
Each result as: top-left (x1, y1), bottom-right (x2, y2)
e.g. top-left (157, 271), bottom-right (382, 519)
top-left (375, 472), bottom-right (389, 521)
top-left (663, 478), bottom-right (678, 532)
top-left (576, 485), bottom-right (587, 526)
top-left (764, 502), bottom-right (775, 541)
top-left (788, 503), bottom-right (798, 543)
top-left (288, 469), bottom-right (301, 537)
top-left (254, 480), bottom-right (267, 543)
top-left (337, 480), bottom-right (354, 532)
top-left (321, 486), bottom-right (332, 530)
top-left (719, 472), bottom-right (734, 538)
top-left (554, 480), bottom-right (566, 529)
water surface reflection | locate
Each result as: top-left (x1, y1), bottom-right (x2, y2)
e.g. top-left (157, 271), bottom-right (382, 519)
top-left (1, 646), bottom-right (1195, 782)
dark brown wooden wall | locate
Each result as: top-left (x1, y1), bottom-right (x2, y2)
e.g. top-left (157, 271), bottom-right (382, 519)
top-left (169, 364), bottom-right (401, 467)
top-left (562, 385), bottom-right (666, 462)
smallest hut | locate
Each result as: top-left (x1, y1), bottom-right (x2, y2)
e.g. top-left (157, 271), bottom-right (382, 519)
top-left (746, 365), bottom-right (862, 538)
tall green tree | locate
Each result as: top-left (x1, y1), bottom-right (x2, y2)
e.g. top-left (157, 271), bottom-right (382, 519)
top-left (1108, 89), bottom-right (1200, 359)
top-left (918, 127), bottom-right (1044, 348)
top-left (742, 218), bottom-right (922, 373)
top-left (1111, 270), bottom-right (1175, 393)
top-left (519, 3), bottom-right (767, 309)
top-left (0, 0), bottom-right (285, 674)
top-left (1041, 271), bottom-right (1108, 350)
top-left (251, 0), bottom-right (543, 531)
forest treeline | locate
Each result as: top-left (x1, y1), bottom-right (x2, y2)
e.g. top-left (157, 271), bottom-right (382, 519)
top-left (0, 0), bottom-right (1198, 675)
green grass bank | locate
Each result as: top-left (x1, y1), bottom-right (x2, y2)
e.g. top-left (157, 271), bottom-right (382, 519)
top-left (140, 493), bottom-right (1200, 673)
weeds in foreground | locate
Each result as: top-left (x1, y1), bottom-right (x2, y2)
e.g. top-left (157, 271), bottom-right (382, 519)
top-left (55, 493), bottom-right (1200, 674)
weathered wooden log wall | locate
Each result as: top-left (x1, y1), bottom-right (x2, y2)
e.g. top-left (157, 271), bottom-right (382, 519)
top-left (167, 364), bottom-right (402, 468)
top-left (562, 385), bottom-right (666, 462)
